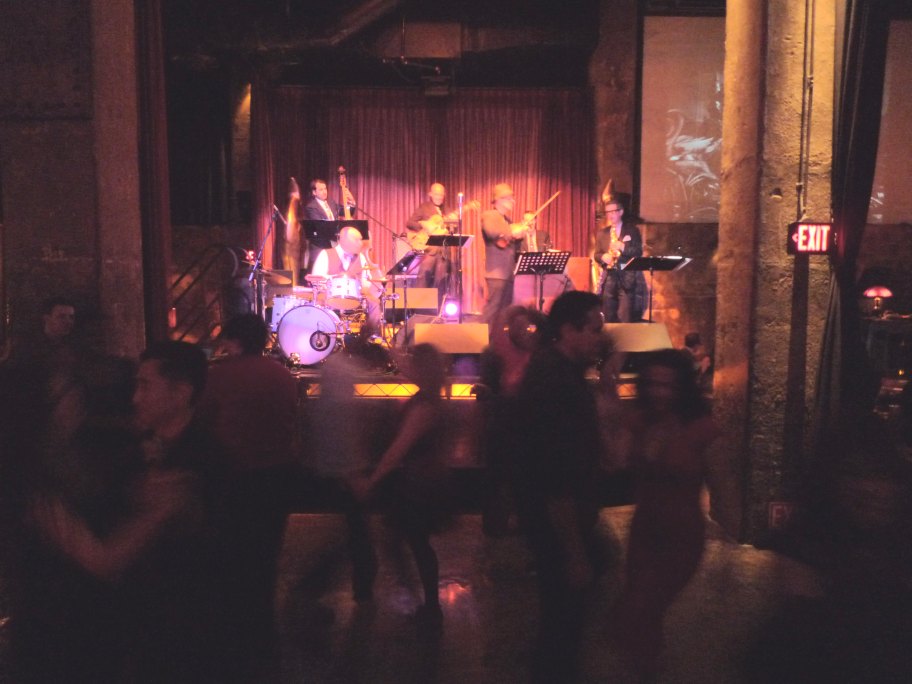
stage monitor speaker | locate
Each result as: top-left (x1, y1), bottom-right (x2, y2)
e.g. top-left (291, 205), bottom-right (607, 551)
top-left (386, 287), bottom-right (438, 312)
top-left (413, 322), bottom-right (489, 354)
top-left (384, 287), bottom-right (439, 323)
top-left (512, 273), bottom-right (571, 311)
top-left (604, 322), bottom-right (673, 352)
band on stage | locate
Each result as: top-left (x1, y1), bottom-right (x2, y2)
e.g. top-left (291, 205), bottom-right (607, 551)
top-left (259, 172), bottom-right (653, 365)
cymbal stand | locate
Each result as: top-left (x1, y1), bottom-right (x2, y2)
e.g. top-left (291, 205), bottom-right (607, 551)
top-left (249, 209), bottom-right (277, 319)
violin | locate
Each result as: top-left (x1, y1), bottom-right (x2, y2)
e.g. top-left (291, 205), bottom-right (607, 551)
top-left (494, 190), bottom-right (560, 249)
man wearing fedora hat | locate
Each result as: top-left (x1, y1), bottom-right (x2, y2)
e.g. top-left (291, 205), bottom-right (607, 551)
top-left (481, 183), bottom-right (527, 324)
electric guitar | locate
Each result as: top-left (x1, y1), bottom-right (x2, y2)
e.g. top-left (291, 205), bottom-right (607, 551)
top-left (408, 200), bottom-right (480, 251)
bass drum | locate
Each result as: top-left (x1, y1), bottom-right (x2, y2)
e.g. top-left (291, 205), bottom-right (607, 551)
top-left (277, 304), bottom-right (342, 365)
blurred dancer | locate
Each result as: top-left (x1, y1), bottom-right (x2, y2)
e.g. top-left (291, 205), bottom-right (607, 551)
top-left (477, 305), bottom-right (546, 536)
top-left (351, 344), bottom-right (452, 624)
top-left (308, 353), bottom-right (378, 602)
top-left (514, 291), bottom-right (608, 683)
top-left (606, 349), bottom-right (735, 679)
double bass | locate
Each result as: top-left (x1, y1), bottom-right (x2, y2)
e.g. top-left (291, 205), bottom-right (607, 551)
top-left (336, 166), bottom-right (384, 299)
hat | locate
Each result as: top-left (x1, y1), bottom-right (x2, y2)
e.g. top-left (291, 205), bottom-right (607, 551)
top-left (492, 183), bottom-right (514, 202)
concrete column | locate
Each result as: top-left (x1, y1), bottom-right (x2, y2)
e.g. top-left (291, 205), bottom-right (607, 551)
top-left (714, 0), bottom-right (766, 539)
top-left (92, 0), bottom-right (146, 356)
top-left (589, 0), bottom-right (638, 198)
top-left (716, 0), bottom-right (835, 540)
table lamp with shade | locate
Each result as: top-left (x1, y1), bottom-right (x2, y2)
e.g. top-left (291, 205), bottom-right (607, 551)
top-left (863, 285), bottom-right (893, 317)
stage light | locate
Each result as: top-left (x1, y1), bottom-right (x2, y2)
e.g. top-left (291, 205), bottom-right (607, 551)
top-left (443, 300), bottom-right (460, 318)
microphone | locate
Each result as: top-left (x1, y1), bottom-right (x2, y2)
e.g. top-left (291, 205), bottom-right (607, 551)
top-left (272, 204), bottom-right (287, 225)
top-left (310, 330), bottom-right (331, 352)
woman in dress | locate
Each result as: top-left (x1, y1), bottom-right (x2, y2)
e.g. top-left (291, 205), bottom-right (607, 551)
top-left (606, 348), bottom-right (736, 679)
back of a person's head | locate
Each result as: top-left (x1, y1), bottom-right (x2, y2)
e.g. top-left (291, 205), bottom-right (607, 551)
top-left (220, 314), bottom-right (268, 355)
top-left (41, 296), bottom-right (76, 316)
top-left (636, 348), bottom-right (708, 420)
top-left (547, 291), bottom-right (602, 341)
top-left (684, 332), bottom-right (702, 349)
top-left (140, 340), bottom-right (208, 402)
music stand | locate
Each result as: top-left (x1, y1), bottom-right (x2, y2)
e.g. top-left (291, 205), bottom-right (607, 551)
top-left (386, 251), bottom-right (425, 347)
top-left (621, 255), bottom-right (692, 322)
top-left (515, 251), bottom-right (571, 312)
top-left (302, 219), bottom-right (370, 247)
top-left (425, 234), bottom-right (473, 322)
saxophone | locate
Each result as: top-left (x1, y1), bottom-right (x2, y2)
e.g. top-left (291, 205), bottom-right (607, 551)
top-left (603, 223), bottom-right (622, 269)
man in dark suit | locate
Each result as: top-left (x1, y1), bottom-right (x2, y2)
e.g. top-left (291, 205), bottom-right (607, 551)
top-left (299, 178), bottom-right (356, 274)
top-left (594, 193), bottom-right (643, 322)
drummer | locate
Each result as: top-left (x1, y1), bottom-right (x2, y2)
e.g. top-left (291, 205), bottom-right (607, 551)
top-left (310, 226), bottom-right (384, 332)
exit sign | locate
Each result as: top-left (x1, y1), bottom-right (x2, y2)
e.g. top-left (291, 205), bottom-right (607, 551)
top-left (788, 221), bottom-right (833, 255)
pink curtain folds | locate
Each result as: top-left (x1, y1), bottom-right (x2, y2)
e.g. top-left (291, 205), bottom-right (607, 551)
top-left (253, 86), bottom-right (594, 314)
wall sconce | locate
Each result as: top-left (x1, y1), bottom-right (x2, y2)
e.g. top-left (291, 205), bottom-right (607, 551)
top-left (863, 285), bottom-right (893, 317)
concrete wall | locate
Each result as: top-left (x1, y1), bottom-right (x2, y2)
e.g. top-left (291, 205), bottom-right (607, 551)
top-left (0, 0), bottom-right (145, 357)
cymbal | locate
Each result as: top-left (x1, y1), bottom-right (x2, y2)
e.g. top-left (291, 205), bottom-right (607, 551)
top-left (261, 269), bottom-right (292, 286)
top-left (305, 274), bottom-right (328, 284)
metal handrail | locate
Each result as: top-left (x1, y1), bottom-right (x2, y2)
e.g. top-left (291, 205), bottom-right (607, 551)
top-left (171, 244), bottom-right (241, 306)
top-left (170, 243), bottom-right (245, 345)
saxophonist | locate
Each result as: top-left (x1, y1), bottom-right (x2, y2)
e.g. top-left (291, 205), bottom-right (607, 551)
top-left (594, 183), bottom-right (643, 322)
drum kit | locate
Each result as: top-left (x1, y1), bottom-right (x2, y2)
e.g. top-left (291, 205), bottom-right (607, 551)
top-left (269, 273), bottom-right (399, 366)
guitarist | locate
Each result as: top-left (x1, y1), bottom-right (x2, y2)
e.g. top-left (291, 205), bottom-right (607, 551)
top-left (594, 191), bottom-right (643, 322)
top-left (405, 182), bottom-right (449, 290)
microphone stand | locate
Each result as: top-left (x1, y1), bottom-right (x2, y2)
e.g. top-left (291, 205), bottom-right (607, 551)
top-left (249, 207), bottom-right (279, 320)
top-left (456, 192), bottom-right (465, 323)
top-left (353, 205), bottom-right (410, 269)
top-left (357, 204), bottom-right (414, 339)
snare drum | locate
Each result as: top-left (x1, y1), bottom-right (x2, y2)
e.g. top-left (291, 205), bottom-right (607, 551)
top-left (277, 304), bottom-right (342, 365)
top-left (327, 275), bottom-right (362, 311)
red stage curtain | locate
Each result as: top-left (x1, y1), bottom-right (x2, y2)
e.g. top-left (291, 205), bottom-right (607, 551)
top-left (251, 78), bottom-right (277, 271)
top-left (253, 86), bottom-right (595, 314)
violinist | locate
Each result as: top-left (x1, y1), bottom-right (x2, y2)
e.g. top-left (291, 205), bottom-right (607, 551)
top-left (481, 183), bottom-right (529, 324)
top-left (594, 185), bottom-right (642, 322)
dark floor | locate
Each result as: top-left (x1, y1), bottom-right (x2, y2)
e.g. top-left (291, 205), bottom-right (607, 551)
top-left (273, 507), bottom-right (822, 684)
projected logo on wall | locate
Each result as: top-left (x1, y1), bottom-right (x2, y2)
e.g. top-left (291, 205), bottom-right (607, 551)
top-left (662, 101), bottom-right (722, 222)
top-left (640, 17), bottom-right (725, 223)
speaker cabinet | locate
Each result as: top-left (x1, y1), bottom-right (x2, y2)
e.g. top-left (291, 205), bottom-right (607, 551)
top-left (412, 322), bottom-right (489, 354)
